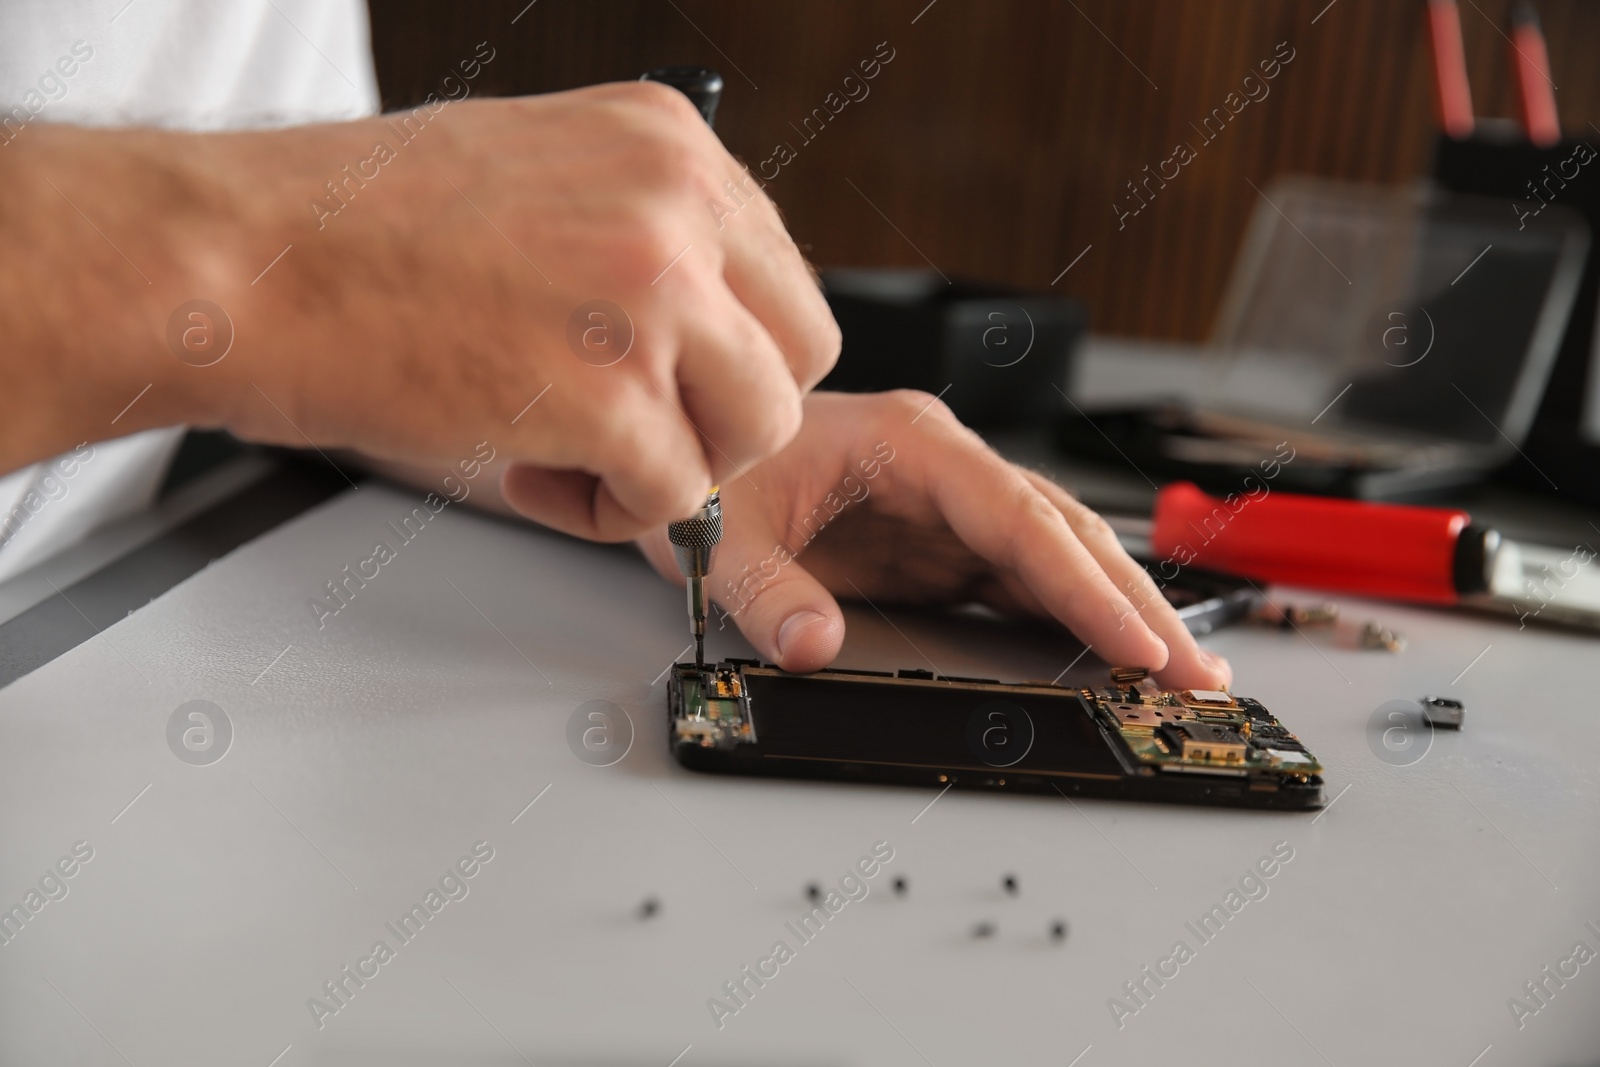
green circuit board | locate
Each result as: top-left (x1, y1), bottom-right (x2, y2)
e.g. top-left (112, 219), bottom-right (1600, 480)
top-left (1086, 675), bottom-right (1323, 780)
top-left (670, 663), bottom-right (753, 750)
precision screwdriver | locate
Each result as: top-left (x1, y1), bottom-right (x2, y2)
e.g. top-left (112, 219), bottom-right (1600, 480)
top-left (644, 66), bottom-right (727, 668)
top-left (667, 488), bottom-right (722, 667)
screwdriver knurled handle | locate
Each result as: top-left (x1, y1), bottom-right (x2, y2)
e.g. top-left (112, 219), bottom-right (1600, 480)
top-left (667, 508), bottom-right (722, 548)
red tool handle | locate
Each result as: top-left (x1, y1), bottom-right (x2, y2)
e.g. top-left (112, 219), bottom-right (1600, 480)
top-left (1509, 4), bottom-right (1560, 147)
top-left (1150, 482), bottom-right (1471, 604)
top-left (1426, 0), bottom-right (1474, 140)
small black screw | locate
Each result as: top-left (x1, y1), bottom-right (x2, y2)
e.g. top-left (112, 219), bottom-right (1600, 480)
top-left (805, 882), bottom-right (821, 903)
top-left (1050, 920), bottom-right (1067, 941)
top-left (892, 876), bottom-right (907, 896)
top-left (639, 897), bottom-right (659, 919)
top-left (972, 921), bottom-right (996, 938)
top-left (1002, 874), bottom-right (1018, 895)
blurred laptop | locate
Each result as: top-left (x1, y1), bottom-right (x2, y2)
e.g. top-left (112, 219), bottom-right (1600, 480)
top-left (1058, 177), bottom-right (1590, 499)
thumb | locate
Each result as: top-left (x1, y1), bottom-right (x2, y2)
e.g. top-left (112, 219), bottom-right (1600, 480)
top-left (711, 541), bottom-right (845, 673)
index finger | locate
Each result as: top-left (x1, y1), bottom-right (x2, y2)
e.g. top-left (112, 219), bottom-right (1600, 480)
top-left (713, 169), bottom-right (841, 391)
top-left (877, 393), bottom-right (1171, 672)
top-left (1021, 470), bottom-right (1232, 692)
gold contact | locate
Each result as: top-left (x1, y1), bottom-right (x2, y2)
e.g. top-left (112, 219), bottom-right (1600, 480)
top-left (1180, 688), bottom-right (1238, 708)
top-left (1177, 733), bottom-right (1248, 763)
top-left (1110, 702), bottom-right (1176, 730)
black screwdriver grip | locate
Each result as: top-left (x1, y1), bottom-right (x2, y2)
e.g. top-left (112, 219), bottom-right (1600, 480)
top-left (640, 66), bottom-right (723, 129)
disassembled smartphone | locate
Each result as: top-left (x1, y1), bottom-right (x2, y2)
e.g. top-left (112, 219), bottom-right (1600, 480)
top-left (668, 662), bottom-right (1323, 810)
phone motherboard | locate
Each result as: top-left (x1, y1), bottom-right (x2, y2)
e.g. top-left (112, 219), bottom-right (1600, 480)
top-left (668, 660), bottom-right (1324, 810)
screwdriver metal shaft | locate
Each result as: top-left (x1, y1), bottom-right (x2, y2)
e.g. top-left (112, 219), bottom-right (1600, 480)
top-left (666, 488), bottom-right (722, 668)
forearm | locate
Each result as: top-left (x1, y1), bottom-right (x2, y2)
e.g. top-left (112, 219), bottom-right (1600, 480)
top-left (0, 113), bottom-right (534, 476)
top-left (0, 125), bottom-right (243, 471)
top-left (348, 453), bottom-right (523, 520)
top-left (0, 87), bottom-right (842, 545)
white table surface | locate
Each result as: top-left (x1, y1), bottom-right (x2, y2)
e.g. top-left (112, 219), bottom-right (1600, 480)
top-left (1, 481), bottom-right (1596, 1066)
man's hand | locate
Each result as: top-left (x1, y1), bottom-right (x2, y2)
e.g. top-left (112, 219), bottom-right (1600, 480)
top-left (2, 83), bottom-right (838, 539)
top-left (635, 391), bottom-right (1232, 691)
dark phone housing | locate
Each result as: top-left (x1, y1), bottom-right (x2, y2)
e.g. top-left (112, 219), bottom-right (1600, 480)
top-left (668, 662), bottom-right (1324, 811)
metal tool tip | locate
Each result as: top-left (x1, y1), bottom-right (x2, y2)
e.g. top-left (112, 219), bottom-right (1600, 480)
top-left (695, 634), bottom-right (705, 668)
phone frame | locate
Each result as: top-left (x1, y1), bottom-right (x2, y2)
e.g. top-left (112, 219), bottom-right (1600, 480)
top-left (668, 662), bottom-right (1324, 811)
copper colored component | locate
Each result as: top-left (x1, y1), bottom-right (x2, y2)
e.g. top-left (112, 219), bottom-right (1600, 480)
top-left (1361, 621), bottom-right (1406, 652)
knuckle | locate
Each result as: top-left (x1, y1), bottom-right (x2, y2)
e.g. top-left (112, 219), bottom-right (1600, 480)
top-left (709, 385), bottom-right (797, 468)
top-left (802, 312), bottom-right (843, 383)
top-left (1049, 485), bottom-right (1117, 545)
top-left (623, 220), bottom-right (688, 277)
top-left (753, 387), bottom-right (804, 457)
top-left (652, 474), bottom-right (706, 525)
top-left (642, 131), bottom-right (709, 194)
top-left (1127, 568), bottom-right (1164, 608)
top-left (585, 395), bottom-right (637, 464)
top-left (1076, 506), bottom-right (1116, 546)
top-left (1013, 481), bottom-right (1065, 532)
top-left (617, 78), bottom-right (706, 127)
top-left (623, 331), bottom-right (674, 378)
top-left (591, 413), bottom-right (704, 523)
top-left (996, 481), bottom-right (1060, 565)
top-left (884, 388), bottom-right (948, 424)
top-left (677, 476), bottom-right (713, 520)
top-left (618, 122), bottom-right (718, 205)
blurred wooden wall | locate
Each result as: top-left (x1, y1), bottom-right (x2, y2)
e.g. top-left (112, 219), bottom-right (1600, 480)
top-left (369, 0), bottom-right (1600, 341)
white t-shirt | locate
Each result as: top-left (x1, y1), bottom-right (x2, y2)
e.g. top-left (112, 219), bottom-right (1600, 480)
top-left (0, 0), bottom-right (379, 582)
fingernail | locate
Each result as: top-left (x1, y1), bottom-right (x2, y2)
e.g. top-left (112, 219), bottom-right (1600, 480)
top-left (1200, 650), bottom-right (1233, 682)
top-left (777, 610), bottom-right (827, 659)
